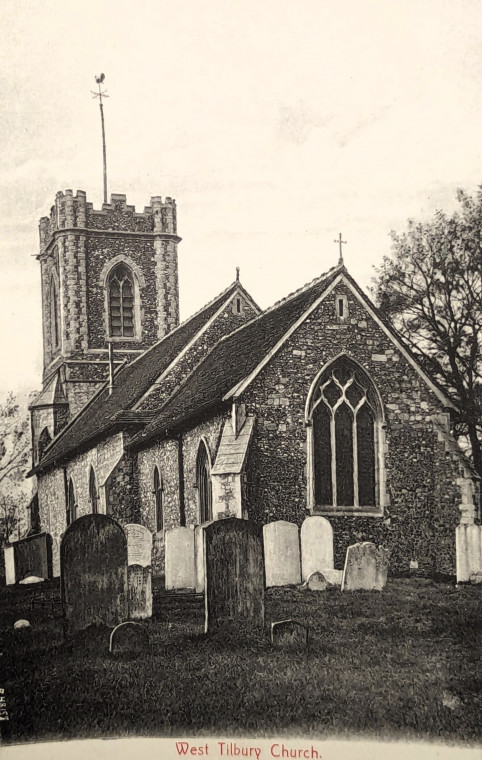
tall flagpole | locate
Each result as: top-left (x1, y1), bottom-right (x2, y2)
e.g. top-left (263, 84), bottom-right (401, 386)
top-left (92, 73), bottom-right (108, 204)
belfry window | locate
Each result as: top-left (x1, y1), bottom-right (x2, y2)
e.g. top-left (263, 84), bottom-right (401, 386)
top-left (50, 278), bottom-right (60, 350)
top-left (154, 466), bottom-right (163, 532)
top-left (89, 467), bottom-right (98, 514)
top-left (67, 478), bottom-right (77, 526)
top-left (196, 440), bottom-right (212, 523)
top-left (108, 264), bottom-right (135, 338)
top-left (37, 427), bottom-right (51, 462)
top-left (309, 358), bottom-right (382, 510)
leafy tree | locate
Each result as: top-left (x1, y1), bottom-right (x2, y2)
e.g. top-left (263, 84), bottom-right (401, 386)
top-left (372, 188), bottom-right (482, 487)
top-left (0, 392), bottom-right (32, 546)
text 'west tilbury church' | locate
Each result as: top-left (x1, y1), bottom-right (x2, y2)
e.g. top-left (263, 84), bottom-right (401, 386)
top-left (26, 187), bottom-right (479, 578)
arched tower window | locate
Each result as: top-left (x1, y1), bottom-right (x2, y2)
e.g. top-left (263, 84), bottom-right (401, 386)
top-left (107, 264), bottom-right (135, 338)
top-left (89, 467), bottom-right (98, 514)
top-left (50, 277), bottom-right (60, 351)
top-left (154, 466), bottom-right (163, 532)
top-left (196, 440), bottom-right (212, 523)
top-left (308, 357), bottom-right (384, 512)
top-left (37, 427), bottom-right (52, 462)
top-left (67, 478), bottom-right (77, 526)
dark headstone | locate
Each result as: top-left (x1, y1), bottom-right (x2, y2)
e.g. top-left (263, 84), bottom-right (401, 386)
top-left (271, 619), bottom-right (308, 648)
top-left (341, 542), bottom-right (388, 591)
top-left (204, 518), bottom-right (264, 633)
top-left (60, 514), bottom-right (128, 638)
top-left (128, 565), bottom-right (152, 620)
top-left (109, 621), bottom-right (150, 657)
top-left (12, 533), bottom-right (53, 582)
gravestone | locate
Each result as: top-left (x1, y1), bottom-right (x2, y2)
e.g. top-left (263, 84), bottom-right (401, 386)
top-left (271, 619), bottom-right (308, 648)
top-left (204, 518), bottom-right (264, 633)
top-left (13, 619), bottom-right (30, 630)
top-left (300, 571), bottom-right (328, 591)
top-left (109, 621), bottom-right (150, 657)
top-left (60, 514), bottom-right (128, 638)
top-left (19, 576), bottom-right (44, 585)
top-left (194, 523), bottom-right (213, 593)
top-left (263, 521), bottom-right (301, 587)
top-left (165, 527), bottom-right (196, 591)
top-left (300, 516), bottom-right (334, 581)
top-left (124, 524), bottom-right (153, 620)
top-left (341, 542), bottom-right (388, 591)
top-left (4, 546), bottom-right (15, 586)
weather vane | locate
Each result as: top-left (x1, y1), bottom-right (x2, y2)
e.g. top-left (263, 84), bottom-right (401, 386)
top-left (92, 73), bottom-right (109, 204)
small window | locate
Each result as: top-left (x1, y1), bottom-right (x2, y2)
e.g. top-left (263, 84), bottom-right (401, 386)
top-left (38, 427), bottom-right (52, 462)
top-left (197, 440), bottom-right (212, 523)
top-left (67, 478), bottom-right (77, 526)
top-left (335, 294), bottom-right (348, 322)
top-left (236, 297), bottom-right (242, 314)
top-left (154, 466), bottom-right (163, 532)
top-left (50, 278), bottom-right (60, 351)
top-left (89, 467), bottom-right (98, 514)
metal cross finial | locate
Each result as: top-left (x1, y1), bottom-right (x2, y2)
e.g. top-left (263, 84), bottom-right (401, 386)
top-left (236, 266), bottom-right (240, 282)
top-left (334, 233), bottom-right (347, 266)
top-left (92, 74), bottom-right (109, 204)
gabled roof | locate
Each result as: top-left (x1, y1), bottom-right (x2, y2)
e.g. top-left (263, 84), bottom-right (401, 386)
top-left (130, 263), bottom-right (458, 449)
top-left (130, 263), bottom-right (344, 448)
top-left (31, 280), bottom-right (256, 475)
top-left (29, 374), bottom-right (68, 409)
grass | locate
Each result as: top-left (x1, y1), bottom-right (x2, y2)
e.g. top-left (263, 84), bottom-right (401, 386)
top-left (0, 577), bottom-right (480, 745)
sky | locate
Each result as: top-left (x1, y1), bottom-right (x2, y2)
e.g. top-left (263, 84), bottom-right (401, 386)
top-left (1, 0), bottom-right (482, 397)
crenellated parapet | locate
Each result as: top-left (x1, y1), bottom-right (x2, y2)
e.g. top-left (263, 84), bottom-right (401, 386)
top-left (39, 190), bottom-right (178, 253)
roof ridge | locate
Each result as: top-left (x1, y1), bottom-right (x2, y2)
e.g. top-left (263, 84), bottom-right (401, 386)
top-left (261, 262), bottom-right (344, 316)
top-left (120, 280), bottom-right (242, 373)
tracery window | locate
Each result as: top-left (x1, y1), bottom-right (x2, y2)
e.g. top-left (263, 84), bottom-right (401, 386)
top-left (154, 466), bottom-right (164, 532)
top-left (310, 358), bottom-right (382, 510)
top-left (197, 440), bottom-right (212, 523)
top-left (107, 264), bottom-right (135, 338)
top-left (89, 467), bottom-right (98, 514)
top-left (67, 478), bottom-right (77, 526)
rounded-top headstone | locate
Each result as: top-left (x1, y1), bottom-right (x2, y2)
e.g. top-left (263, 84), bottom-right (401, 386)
top-left (60, 514), bottom-right (128, 638)
top-left (14, 619), bottom-right (30, 630)
top-left (109, 621), bottom-right (150, 657)
top-left (301, 516), bottom-right (334, 581)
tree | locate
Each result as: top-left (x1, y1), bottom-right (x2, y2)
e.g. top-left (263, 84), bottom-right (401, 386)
top-left (0, 392), bottom-right (32, 545)
top-left (372, 188), bottom-right (482, 487)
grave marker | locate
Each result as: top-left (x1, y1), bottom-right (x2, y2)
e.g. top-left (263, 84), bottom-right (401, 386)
top-left (271, 619), bottom-right (308, 648)
top-left (109, 621), bottom-right (150, 657)
top-left (60, 514), bottom-right (128, 638)
top-left (263, 521), bottom-right (301, 587)
top-left (165, 527), bottom-right (196, 591)
top-left (204, 518), bottom-right (264, 633)
top-left (341, 542), bottom-right (388, 591)
top-left (301, 516), bottom-right (334, 581)
top-left (124, 524), bottom-right (153, 620)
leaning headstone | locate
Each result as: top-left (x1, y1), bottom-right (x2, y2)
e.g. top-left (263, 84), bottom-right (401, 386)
top-left (165, 527), bottom-right (196, 591)
top-left (60, 514), bottom-right (128, 638)
top-left (300, 516), bottom-right (334, 581)
top-left (321, 569), bottom-right (343, 586)
top-left (4, 546), bottom-right (15, 586)
top-left (263, 521), bottom-right (301, 587)
top-left (204, 518), bottom-right (264, 633)
top-left (124, 524), bottom-right (153, 620)
top-left (13, 620), bottom-right (30, 630)
top-left (109, 621), bottom-right (150, 657)
top-left (271, 619), bottom-right (308, 648)
top-left (341, 542), bottom-right (388, 591)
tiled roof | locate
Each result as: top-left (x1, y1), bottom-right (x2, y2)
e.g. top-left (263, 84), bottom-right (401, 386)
top-left (31, 281), bottom-right (251, 475)
top-left (130, 264), bottom-right (344, 448)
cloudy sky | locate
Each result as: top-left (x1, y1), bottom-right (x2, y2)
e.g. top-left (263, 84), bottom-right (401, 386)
top-left (1, 0), bottom-right (482, 396)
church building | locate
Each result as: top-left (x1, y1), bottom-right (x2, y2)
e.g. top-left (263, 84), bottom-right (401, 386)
top-left (29, 189), bottom-right (479, 579)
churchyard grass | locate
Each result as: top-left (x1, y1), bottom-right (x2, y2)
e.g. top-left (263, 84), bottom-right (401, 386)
top-left (0, 577), bottom-right (480, 745)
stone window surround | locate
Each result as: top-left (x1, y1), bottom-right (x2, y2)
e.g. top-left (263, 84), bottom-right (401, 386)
top-left (195, 436), bottom-right (213, 525)
top-left (305, 353), bottom-right (387, 517)
top-left (48, 267), bottom-right (61, 359)
top-left (100, 254), bottom-right (146, 343)
top-left (335, 292), bottom-right (349, 323)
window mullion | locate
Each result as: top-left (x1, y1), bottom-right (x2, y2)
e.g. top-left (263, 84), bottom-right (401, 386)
top-left (330, 411), bottom-right (337, 507)
top-left (353, 412), bottom-right (359, 507)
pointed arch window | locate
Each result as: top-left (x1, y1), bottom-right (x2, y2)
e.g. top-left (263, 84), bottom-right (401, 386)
top-left (37, 427), bottom-right (52, 462)
top-left (67, 478), bottom-right (77, 526)
top-left (89, 467), bottom-right (98, 514)
top-left (308, 357), bottom-right (384, 513)
top-left (154, 466), bottom-right (164, 532)
top-left (50, 277), bottom-right (60, 351)
top-left (196, 440), bottom-right (212, 523)
top-left (107, 264), bottom-right (135, 338)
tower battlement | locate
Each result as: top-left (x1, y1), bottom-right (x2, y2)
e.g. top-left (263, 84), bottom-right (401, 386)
top-left (39, 190), bottom-right (177, 252)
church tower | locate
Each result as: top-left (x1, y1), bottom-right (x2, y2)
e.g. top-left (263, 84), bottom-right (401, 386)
top-left (30, 189), bottom-right (181, 465)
